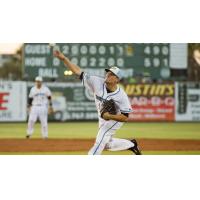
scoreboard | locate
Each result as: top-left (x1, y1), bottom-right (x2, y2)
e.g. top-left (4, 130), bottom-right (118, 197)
top-left (23, 43), bottom-right (170, 80)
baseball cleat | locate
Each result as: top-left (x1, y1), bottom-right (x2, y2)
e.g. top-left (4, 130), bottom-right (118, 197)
top-left (129, 139), bottom-right (142, 155)
top-left (26, 135), bottom-right (30, 139)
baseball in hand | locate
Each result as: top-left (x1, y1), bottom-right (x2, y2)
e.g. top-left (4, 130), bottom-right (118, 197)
top-left (49, 43), bottom-right (56, 48)
top-left (49, 43), bottom-right (59, 51)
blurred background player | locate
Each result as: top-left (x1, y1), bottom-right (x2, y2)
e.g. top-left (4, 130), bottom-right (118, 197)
top-left (26, 76), bottom-right (53, 139)
top-left (54, 50), bottom-right (141, 155)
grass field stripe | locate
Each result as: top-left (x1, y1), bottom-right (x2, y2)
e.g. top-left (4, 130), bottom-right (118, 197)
top-left (93, 122), bottom-right (118, 155)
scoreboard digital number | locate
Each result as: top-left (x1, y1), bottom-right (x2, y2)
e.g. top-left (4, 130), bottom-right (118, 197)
top-left (23, 43), bottom-right (170, 80)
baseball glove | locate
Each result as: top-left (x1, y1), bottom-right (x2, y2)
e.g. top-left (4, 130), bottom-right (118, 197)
top-left (100, 99), bottom-right (117, 118)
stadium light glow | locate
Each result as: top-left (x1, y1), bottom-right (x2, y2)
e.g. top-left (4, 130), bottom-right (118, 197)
top-left (64, 70), bottom-right (73, 76)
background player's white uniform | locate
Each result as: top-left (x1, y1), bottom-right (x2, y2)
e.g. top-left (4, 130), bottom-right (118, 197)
top-left (82, 73), bottom-right (134, 155)
top-left (27, 85), bottom-right (52, 138)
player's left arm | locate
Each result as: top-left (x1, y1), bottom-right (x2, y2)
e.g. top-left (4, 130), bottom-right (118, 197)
top-left (46, 88), bottom-right (53, 114)
top-left (102, 92), bottom-right (132, 122)
top-left (102, 112), bottom-right (128, 122)
top-left (47, 96), bottom-right (54, 114)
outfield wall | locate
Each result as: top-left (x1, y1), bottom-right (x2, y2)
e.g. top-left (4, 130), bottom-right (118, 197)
top-left (0, 81), bottom-right (200, 122)
top-left (126, 83), bottom-right (175, 121)
top-left (0, 81), bottom-right (27, 121)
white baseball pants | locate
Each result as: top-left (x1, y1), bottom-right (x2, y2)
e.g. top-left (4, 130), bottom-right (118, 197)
top-left (27, 105), bottom-right (48, 138)
top-left (88, 120), bottom-right (134, 155)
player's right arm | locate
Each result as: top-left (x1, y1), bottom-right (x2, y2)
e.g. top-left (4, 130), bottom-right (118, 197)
top-left (53, 50), bottom-right (81, 76)
top-left (27, 88), bottom-right (34, 113)
top-left (54, 50), bottom-right (103, 93)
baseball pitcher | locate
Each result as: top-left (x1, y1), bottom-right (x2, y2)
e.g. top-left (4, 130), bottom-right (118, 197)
top-left (54, 50), bottom-right (141, 155)
top-left (26, 76), bottom-right (53, 139)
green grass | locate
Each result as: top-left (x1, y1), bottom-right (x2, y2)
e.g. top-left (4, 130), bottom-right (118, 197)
top-left (0, 122), bottom-right (200, 140)
top-left (0, 122), bottom-right (199, 155)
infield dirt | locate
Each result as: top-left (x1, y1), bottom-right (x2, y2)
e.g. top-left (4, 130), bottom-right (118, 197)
top-left (0, 138), bottom-right (200, 153)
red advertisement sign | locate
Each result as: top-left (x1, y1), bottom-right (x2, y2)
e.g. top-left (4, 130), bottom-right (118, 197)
top-left (0, 92), bottom-right (9, 110)
top-left (0, 81), bottom-right (27, 121)
top-left (124, 84), bottom-right (175, 121)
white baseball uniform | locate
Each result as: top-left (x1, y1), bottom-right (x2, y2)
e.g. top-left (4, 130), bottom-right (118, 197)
top-left (27, 85), bottom-right (52, 138)
top-left (81, 72), bottom-right (134, 155)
